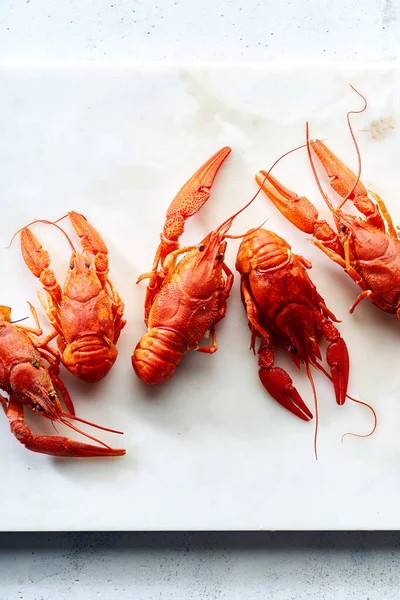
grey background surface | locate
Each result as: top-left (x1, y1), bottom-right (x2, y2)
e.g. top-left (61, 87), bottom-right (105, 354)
top-left (1, 532), bottom-right (400, 599)
top-left (1, 0), bottom-right (400, 598)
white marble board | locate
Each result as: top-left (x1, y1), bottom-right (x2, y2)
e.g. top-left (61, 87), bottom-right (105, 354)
top-left (0, 65), bottom-right (399, 531)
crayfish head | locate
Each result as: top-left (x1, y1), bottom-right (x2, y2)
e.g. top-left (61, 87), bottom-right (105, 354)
top-left (333, 210), bottom-right (383, 260)
top-left (64, 251), bottom-right (102, 300)
top-left (9, 362), bottom-right (61, 420)
top-left (333, 210), bottom-right (361, 239)
top-left (196, 231), bottom-right (227, 269)
top-left (180, 232), bottom-right (227, 296)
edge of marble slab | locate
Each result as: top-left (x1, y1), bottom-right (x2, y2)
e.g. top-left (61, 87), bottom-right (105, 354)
top-left (6, 524), bottom-right (399, 531)
top-left (0, 60), bottom-right (398, 68)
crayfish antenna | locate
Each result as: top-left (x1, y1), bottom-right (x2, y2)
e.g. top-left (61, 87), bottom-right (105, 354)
top-left (305, 363), bottom-right (319, 461)
top-left (308, 86), bottom-right (369, 213)
top-left (10, 316), bottom-right (29, 324)
top-left (62, 412), bottom-right (124, 435)
top-left (306, 122), bottom-right (335, 212)
top-left (8, 219), bottom-right (76, 252)
top-left (311, 359), bottom-right (377, 443)
top-left (255, 141), bottom-right (312, 201)
top-left (337, 85), bottom-right (367, 209)
top-left (340, 394), bottom-right (377, 442)
top-left (59, 418), bottom-right (115, 450)
top-left (219, 143), bottom-right (311, 239)
top-left (225, 219), bottom-right (269, 240)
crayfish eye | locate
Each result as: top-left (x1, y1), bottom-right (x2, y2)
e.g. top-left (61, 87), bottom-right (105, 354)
top-left (35, 404), bottom-right (44, 413)
top-left (216, 252), bottom-right (225, 261)
top-left (340, 224), bottom-right (348, 233)
top-left (49, 392), bottom-right (57, 402)
top-left (197, 243), bottom-right (205, 252)
top-left (70, 263), bottom-right (75, 270)
top-left (289, 346), bottom-right (298, 354)
top-left (85, 261), bottom-right (90, 268)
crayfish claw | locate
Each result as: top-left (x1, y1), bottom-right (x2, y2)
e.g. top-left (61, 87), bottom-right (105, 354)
top-left (20, 228), bottom-right (63, 304)
top-left (258, 365), bottom-right (313, 421)
top-left (24, 435), bottom-right (126, 458)
top-left (257, 170), bottom-right (344, 256)
top-left (8, 408), bottom-right (125, 457)
top-left (68, 211), bottom-right (108, 256)
top-left (20, 227), bottom-right (51, 278)
top-left (310, 139), bottom-right (385, 230)
top-left (326, 337), bottom-right (349, 406)
top-left (163, 146), bottom-right (232, 245)
top-left (256, 171), bottom-right (319, 235)
top-left (310, 139), bottom-right (367, 202)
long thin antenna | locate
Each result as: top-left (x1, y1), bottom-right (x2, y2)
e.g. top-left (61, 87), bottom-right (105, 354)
top-left (225, 218), bottom-right (269, 240)
top-left (60, 417), bottom-right (111, 450)
top-left (337, 85), bottom-right (368, 209)
top-left (222, 142), bottom-right (311, 238)
top-left (305, 363), bottom-right (319, 460)
top-left (341, 394), bottom-right (377, 441)
top-left (306, 122), bottom-right (335, 212)
top-left (311, 359), bottom-right (377, 440)
top-left (8, 218), bottom-right (76, 252)
top-left (10, 316), bottom-right (29, 324)
top-left (63, 412), bottom-right (123, 435)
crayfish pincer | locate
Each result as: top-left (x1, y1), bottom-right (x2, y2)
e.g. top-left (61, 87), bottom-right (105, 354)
top-left (133, 146), bottom-right (254, 385)
top-left (0, 305), bottom-right (125, 457)
top-left (14, 211), bottom-right (126, 383)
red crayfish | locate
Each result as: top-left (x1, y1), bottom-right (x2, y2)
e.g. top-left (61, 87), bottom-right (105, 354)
top-left (256, 88), bottom-right (400, 320)
top-left (133, 146), bottom-right (254, 384)
top-left (236, 227), bottom-right (354, 458)
top-left (14, 212), bottom-right (126, 382)
top-left (0, 304), bottom-right (125, 457)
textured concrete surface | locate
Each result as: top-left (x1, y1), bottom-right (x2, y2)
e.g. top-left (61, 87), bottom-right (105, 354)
top-left (0, 0), bottom-right (400, 598)
top-left (1, 532), bottom-right (400, 599)
top-left (0, 0), bottom-right (399, 62)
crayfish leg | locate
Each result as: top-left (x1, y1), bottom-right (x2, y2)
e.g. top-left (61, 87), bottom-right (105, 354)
top-left (240, 278), bottom-right (270, 345)
top-left (310, 238), bottom-right (368, 293)
top-left (368, 191), bottom-right (397, 238)
top-left (105, 278), bottom-right (126, 344)
top-left (47, 366), bottom-right (76, 416)
top-left (206, 261), bottom-right (234, 331)
top-left (195, 327), bottom-right (218, 354)
top-left (348, 289), bottom-right (388, 314)
top-left (0, 393), bottom-right (7, 414)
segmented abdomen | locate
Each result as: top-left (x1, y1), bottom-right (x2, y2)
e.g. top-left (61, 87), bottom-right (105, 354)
top-left (62, 335), bottom-right (118, 383)
top-left (132, 328), bottom-right (187, 384)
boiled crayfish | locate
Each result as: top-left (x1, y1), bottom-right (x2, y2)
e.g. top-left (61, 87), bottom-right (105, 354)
top-left (15, 212), bottom-right (126, 382)
top-left (236, 228), bottom-right (351, 458)
top-left (256, 89), bottom-right (400, 319)
top-left (133, 146), bottom-right (253, 384)
top-left (0, 304), bottom-right (125, 457)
